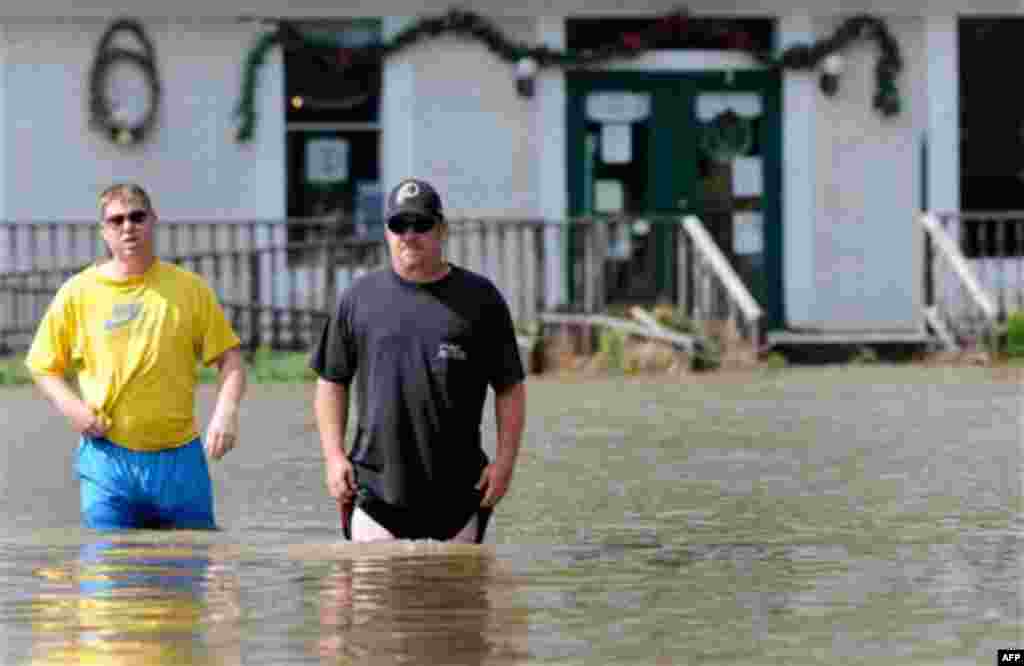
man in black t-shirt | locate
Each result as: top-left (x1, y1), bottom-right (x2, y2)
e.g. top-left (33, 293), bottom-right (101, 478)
top-left (310, 178), bottom-right (527, 543)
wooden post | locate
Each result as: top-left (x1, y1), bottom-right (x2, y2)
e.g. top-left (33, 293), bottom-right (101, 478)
top-left (486, 220), bottom-right (501, 286)
top-left (523, 224), bottom-right (538, 326)
top-left (466, 220), bottom-right (483, 276)
top-left (593, 219), bottom-right (608, 313)
top-left (677, 221), bottom-right (690, 317)
top-left (582, 222), bottom-right (596, 313)
top-left (503, 223), bottom-right (522, 325)
top-left (447, 222), bottom-right (463, 268)
top-left (210, 224), bottom-right (223, 300)
top-left (247, 253), bottom-right (260, 351)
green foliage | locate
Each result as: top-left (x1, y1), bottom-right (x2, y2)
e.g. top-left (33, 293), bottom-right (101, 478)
top-left (1005, 311), bottom-right (1024, 358)
top-left (245, 348), bottom-right (318, 383)
top-left (0, 357), bottom-right (32, 386)
top-left (651, 304), bottom-right (694, 334)
top-left (850, 346), bottom-right (880, 365)
top-left (1, 349), bottom-right (318, 388)
top-left (597, 328), bottom-right (626, 373)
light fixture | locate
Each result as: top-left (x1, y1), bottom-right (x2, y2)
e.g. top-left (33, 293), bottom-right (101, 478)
top-left (819, 53), bottom-right (844, 97)
top-left (515, 57), bottom-right (538, 98)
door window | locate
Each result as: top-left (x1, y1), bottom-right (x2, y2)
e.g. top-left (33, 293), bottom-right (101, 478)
top-left (694, 92), bottom-right (767, 309)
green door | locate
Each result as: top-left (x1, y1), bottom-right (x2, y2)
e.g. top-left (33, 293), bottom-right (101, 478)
top-left (567, 70), bottom-right (783, 329)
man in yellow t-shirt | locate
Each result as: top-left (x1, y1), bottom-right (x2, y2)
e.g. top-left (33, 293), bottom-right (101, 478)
top-left (25, 183), bottom-right (247, 529)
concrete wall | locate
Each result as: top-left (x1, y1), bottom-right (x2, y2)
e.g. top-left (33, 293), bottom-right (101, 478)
top-left (0, 19), bottom-right (284, 222)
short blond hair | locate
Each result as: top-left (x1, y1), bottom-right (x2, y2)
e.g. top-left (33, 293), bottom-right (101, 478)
top-left (98, 183), bottom-right (153, 220)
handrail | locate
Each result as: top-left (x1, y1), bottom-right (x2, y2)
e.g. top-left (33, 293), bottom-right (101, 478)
top-left (919, 212), bottom-right (998, 321)
top-left (680, 215), bottom-right (763, 324)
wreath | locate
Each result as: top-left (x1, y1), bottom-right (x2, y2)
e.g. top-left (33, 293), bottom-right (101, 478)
top-left (699, 110), bottom-right (755, 163)
top-left (88, 19), bottom-right (162, 146)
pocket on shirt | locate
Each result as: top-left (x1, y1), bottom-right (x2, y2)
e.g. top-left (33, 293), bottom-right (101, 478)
top-left (429, 355), bottom-right (472, 408)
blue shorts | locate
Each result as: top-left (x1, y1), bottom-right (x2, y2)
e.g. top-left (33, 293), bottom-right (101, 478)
top-left (77, 436), bottom-right (217, 530)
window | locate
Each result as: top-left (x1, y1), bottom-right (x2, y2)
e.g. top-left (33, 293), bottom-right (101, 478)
top-left (959, 18), bottom-right (1024, 258)
top-left (284, 20), bottom-right (383, 252)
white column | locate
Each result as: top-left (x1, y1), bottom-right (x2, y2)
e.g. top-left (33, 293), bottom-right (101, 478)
top-left (779, 15), bottom-right (817, 328)
top-left (381, 17), bottom-right (416, 195)
top-left (537, 16), bottom-right (567, 308)
top-left (925, 16), bottom-right (959, 214)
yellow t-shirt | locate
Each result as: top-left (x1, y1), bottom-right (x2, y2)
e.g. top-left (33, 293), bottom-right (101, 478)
top-left (25, 260), bottom-right (241, 451)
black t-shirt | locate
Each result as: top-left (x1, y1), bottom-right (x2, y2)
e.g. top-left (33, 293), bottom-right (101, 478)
top-left (310, 264), bottom-right (525, 508)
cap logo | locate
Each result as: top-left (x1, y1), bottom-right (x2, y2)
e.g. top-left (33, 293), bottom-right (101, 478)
top-left (395, 181), bottom-right (420, 205)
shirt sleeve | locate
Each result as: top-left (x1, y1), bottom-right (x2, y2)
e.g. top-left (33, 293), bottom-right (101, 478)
top-left (24, 283), bottom-right (77, 376)
top-left (309, 289), bottom-right (357, 385)
top-left (485, 287), bottom-right (525, 393)
top-left (196, 280), bottom-right (242, 365)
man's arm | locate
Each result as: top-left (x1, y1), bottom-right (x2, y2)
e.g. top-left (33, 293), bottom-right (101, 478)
top-left (314, 378), bottom-right (355, 501)
top-left (32, 373), bottom-right (109, 438)
top-left (205, 346), bottom-right (247, 461)
top-left (478, 381), bottom-right (526, 508)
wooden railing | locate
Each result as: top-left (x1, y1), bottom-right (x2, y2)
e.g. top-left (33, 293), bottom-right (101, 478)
top-left (0, 219), bottom-right (552, 354)
top-left (0, 215), bottom-right (761, 355)
top-left (679, 215), bottom-right (764, 347)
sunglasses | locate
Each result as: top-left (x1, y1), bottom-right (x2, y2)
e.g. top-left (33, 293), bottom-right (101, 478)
top-left (104, 210), bottom-right (149, 227)
top-left (387, 216), bottom-right (437, 235)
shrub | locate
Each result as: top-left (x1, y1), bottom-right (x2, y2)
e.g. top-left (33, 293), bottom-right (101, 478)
top-left (850, 346), bottom-right (879, 365)
top-left (0, 357), bottom-right (33, 386)
top-left (597, 328), bottom-right (626, 372)
top-left (1006, 311), bottom-right (1024, 358)
top-left (651, 304), bottom-right (693, 334)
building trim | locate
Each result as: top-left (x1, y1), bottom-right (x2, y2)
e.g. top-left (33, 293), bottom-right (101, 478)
top-left (779, 15), bottom-right (816, 328)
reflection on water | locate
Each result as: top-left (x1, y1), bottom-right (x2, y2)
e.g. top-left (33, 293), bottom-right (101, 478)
top-left (1, 368), bottom-right (1021, 664)
top-left (309, 544), bottom-right (529, 665)
top-left (16, 537), bottom-right (241, 665)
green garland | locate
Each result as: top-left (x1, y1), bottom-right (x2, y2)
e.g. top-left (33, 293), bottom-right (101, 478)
top-left (233, 8), bottom-right (902, 143)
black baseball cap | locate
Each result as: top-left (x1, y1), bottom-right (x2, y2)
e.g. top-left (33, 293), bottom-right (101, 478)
top-left (385, 178), bottom-right (444, 225)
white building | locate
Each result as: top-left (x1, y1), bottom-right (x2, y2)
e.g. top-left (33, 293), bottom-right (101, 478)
top-left (0, 2), bottom-right (1013, 340)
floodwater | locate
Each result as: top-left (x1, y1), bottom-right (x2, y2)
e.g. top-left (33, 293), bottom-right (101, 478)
top-left (0, 365), bottom-right (1020, 665)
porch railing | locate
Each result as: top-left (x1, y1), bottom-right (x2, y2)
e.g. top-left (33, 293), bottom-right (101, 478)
top-left (0, 219), bottom-right (552, 354)
top-left (679, 214), bottom-right (764, 348)
top-left (0, 215), bottom-right (761, 355)
top-left (920, 211), bottom-right (999, 346)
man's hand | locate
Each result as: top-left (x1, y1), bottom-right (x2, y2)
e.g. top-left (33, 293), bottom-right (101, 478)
top-left (206, 347), bottom-right (246, 461)
top-left (71, 403), bottom-right (110, 439)
top-left (325, 456), bottom-right (356, 502)
top-left (476, 463), bottom-right (514, 508)
top-left (205, 405), bottom-right (239, 461)
top-left (32, 374), bottom-right (110, 439)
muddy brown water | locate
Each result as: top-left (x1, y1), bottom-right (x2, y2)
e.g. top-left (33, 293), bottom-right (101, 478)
top-left (0, 365), bottom-right (1020, 665)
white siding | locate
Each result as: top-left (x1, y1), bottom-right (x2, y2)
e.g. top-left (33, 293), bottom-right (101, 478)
top-left (809, 16), bottom-right (926, 330)
top-left (1, 20), bottom-right (284, 222)
top-left (393, 21), bottom-right (538, 219)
